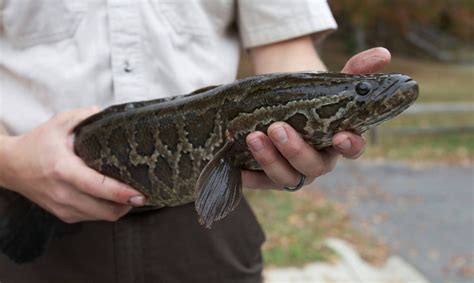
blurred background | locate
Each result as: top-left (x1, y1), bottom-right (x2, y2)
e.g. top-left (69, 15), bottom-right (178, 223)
top-left (239, 1), bottom-right (474, 282)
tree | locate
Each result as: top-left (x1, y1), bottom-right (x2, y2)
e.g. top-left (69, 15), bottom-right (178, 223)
top-left (329, 0), bottom-right (474, 60)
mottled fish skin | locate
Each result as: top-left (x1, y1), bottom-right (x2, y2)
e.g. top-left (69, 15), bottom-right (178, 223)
top-left (73, 72), bottom-right (418, 208)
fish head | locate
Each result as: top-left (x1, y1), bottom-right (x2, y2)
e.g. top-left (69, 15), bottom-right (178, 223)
top-left (319, 73), bottom-right (419, 135)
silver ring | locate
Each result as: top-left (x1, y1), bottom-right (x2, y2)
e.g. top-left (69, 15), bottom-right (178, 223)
top-left (283, 174), bottom-right (306, 192)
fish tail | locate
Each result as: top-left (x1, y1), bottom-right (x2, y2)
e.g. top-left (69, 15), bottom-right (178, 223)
top-left (0, 195), bottom-right (65, 264)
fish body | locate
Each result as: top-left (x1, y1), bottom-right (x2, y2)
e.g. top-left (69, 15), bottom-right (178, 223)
top-left (74, 72), bottom-right (418, 226)
top-left (0, 72), bottom-right (419, 263)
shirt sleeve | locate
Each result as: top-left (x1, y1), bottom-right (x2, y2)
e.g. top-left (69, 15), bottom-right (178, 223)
top-left (237, 0), bottom-right (337, 49)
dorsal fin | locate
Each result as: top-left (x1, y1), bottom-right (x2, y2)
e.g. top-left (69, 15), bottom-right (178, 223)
top-left (189, 85), bottom-right (220, 95)
top-left (74, 84), bottom-right (221, 132)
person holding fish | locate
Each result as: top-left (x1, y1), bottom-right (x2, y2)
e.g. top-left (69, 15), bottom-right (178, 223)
top-left (0, 1), bottom-right (393, 282)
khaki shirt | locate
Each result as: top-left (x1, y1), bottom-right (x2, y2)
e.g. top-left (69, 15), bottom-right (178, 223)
top-left (0, 0), bottom-right (336, 135)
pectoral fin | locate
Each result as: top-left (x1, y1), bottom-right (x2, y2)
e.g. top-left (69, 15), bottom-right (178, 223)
top-left (195, 140), bottom-right (242, 228)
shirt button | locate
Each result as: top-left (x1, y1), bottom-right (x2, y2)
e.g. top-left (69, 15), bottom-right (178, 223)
top-left (124, 60), bottom-right (132, 73)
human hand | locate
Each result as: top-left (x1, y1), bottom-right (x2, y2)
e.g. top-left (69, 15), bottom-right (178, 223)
top-left (0, 107), bottom-right (146, 223)
top-left (242, 47), bottom-right (391, 190)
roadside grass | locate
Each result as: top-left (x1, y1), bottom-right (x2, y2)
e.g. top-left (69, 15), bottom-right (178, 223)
top-left (364, 132), bottom-right (474, 163)
top-left (383, 112), bottom-right (473, 128)
top-left (364, 111), bottom-right (474, 164)
top-left (365, 112), bottom-right (474, 163)
top-left (245, 189), bottom-right (389, 267)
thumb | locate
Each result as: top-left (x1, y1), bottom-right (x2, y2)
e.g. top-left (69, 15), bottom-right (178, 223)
top-left (56, 106), bottom-right (101, 131)
top-left (342, 47), bottom-right (391, 74)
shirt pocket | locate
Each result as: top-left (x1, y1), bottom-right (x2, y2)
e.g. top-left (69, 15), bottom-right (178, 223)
top-left (0, 0), bottom-right (85, 48)
top-left (157, 0), bottom-right (219, 36)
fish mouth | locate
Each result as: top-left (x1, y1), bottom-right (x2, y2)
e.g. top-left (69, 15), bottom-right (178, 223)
top-left (399, 79), bottom-right (419, 102)
top-left (380, 78), bottom-right (419, 118)
top-left (380, 75), bottom-right (419, 105)
top-left (378, 75), bottom-right (418, 99)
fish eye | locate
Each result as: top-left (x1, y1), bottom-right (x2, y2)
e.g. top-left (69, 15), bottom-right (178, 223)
top-left (355, 82), bottom-right (371, 96)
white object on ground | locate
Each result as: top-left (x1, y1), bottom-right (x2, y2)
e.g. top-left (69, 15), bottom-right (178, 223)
top-left (264, 238), bottom-right (430, 283)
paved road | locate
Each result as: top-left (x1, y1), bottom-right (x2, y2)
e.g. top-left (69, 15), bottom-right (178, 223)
top-left (312, 160), bottom-right (474, 283)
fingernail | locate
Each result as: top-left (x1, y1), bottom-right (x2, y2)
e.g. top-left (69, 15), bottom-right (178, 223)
top-left (129, 196), bottom-right (145, 206)
top-left (336, 138), bottom-right (352, 151)
top-left (248, 137), bottom-right (264, 152)
top-left (272, 127), bottom-right (288, 144)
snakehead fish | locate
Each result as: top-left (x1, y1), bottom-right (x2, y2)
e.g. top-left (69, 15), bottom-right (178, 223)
top-left (0, 72), bottom-right (418, 263)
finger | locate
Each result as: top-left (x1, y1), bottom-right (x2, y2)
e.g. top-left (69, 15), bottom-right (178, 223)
top-left (75, 194), bottom-right (132, 222)
top-left (342, 47), bottom-right (391, 74)
top-left (267, 122), bottom-right (338, 178)
top-left (241, 170), bottom-right (277, 190)
top-left (332, 132), bottom-right (366, 159)
top-left (63, 191), bottom-right (132, 222)
top-left (242, 170), bottom-right (317, 191)
top-left (61, 156), bottom-right (146, 206)
top-left (246, 131), bottom-right (301, 188)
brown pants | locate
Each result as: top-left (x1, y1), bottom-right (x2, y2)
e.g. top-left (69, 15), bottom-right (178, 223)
top-left (0, 197), bottom-right (265, 283)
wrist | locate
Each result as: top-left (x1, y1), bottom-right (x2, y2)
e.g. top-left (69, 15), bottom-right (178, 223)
top-left (0, 134), bottom-right (21, 190)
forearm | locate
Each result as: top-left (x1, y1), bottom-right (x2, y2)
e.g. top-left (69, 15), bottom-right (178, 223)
top-left (248, 35), bottom-right (327, 74)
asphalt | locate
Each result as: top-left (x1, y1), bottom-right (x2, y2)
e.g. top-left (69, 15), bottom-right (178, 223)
top-left (312, 159), bottom-right (474, 283)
